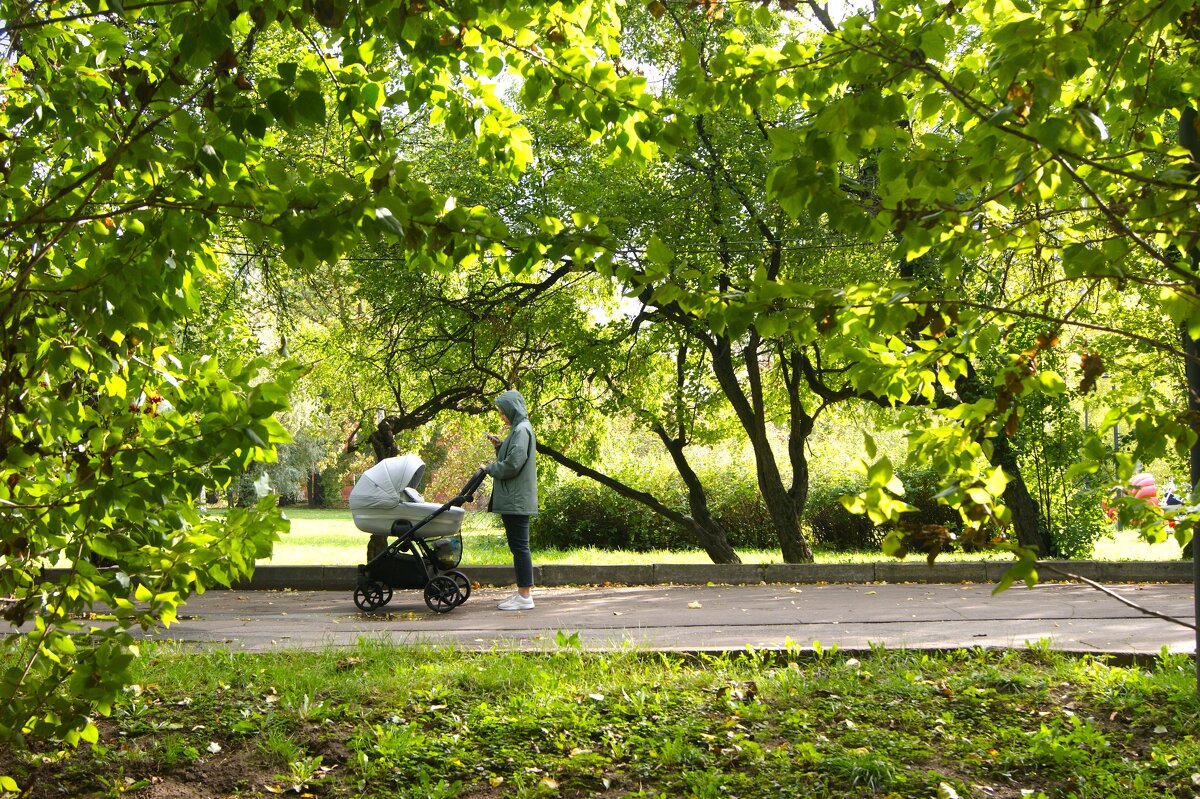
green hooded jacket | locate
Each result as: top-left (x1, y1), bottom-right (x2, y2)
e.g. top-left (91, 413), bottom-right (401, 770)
top-left (486, 390), bottom-right (539, 515)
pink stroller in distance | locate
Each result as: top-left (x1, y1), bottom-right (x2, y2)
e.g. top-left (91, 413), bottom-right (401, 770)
top-left (348, 455), bottom-right (486, 613)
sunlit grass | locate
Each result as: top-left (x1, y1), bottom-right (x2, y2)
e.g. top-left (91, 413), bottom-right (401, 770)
top-left (1091, 527), bottom-right (1185, 560)
top-left (255, 508), bottom-right (1186, 566)
top-left (13, 644), bottom-right (1200, 798)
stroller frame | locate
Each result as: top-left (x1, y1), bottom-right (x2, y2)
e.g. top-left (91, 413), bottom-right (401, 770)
top-left (354, 468), bottom-right (487, 613)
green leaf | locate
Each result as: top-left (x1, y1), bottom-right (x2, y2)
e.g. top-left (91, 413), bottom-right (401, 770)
top-left (197, 144), bottom-right (224, 176)
top-left (266, 89), bottom-right (291, 122)
top-left (374, 207), bottom-right (404, 236)
top-left (1073, 106), bottom-right (1108, 141)
top-left (984, 467), bottom-right (1010, 497)
top-left (646, 235), bottom-right (673, 266)
top-left (866, 457), bottom-right (894, 488)
top-left (278, 62), bottom-right (298, 85)
top-left (68, 348), bottom-right (92, 371)
top-left (245, 113), bottom-right (267, 139)
top-left (756, 313), bottom-right (787, 338)
top-left (1036, 371), bottom-right (1066, 394)
top-left (295, 90), bottom-right (326, 124)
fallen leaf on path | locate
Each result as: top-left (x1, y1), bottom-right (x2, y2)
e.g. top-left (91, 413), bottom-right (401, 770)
top-left (688, 601), bottom-right (703, 609)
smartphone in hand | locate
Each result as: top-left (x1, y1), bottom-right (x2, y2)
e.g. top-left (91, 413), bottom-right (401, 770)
top-left (485, 433), bottom-right (501, 446)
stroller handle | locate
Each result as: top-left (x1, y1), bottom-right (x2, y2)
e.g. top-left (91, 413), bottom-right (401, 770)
top-left (457, 468), bottom-right (488, 504)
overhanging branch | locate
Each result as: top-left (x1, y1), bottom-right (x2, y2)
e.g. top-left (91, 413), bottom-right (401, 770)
top-left (1037, 561), bottom-right (1197, 631)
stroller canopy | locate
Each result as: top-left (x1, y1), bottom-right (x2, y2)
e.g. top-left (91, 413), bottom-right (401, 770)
top-left (349, 455), bottom-right (427, 510)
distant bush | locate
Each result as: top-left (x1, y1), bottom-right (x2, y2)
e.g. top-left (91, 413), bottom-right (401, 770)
top-left (701, 467), bottom-right (776, 549)
top-left (804, 467), bottom-right (965, 553)
top-left (893, 466), bottom-right (966, 538)
top-left (804, 475), bottom-right (879, 552)
top-left (532, 456), bottom-right (972, 555)
top-left (1048, 487), bottom-right (1109, 559)
top-left (530, 479), bottom-right (684, 551)
top-left (530, 463), bottom-right (775, 552)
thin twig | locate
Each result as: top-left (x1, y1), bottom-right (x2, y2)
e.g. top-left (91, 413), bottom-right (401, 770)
top-left (1037, 561), bottom-right (1196, 631)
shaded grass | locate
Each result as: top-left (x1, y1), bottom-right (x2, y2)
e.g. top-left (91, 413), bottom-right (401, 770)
top-left (258, 508), bottom-right (1184, 567)
top-left (5, 644), bottom-right (1198, 798)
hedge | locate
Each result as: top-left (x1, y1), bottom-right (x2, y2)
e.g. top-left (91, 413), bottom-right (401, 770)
top-left (530, 465), bottom-right (964, 553)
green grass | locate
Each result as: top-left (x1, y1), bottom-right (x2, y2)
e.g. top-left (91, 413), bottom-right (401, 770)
top-left (258, 507), bottom-right (1185, 566)
top-left (5, 644), bottom-right (1198, 798)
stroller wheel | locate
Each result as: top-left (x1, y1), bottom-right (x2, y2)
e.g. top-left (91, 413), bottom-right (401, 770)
top-left (354, 581), bottom-right (389, 612)
top-left (446, 570), bottom-right (472, 605)
top-left (424, 575), bottom-right (461, 614)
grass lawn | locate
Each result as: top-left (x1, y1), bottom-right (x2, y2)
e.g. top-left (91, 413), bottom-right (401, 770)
top-left (3, 644), bottom-right (1196, 798)
top-left (258, 507), bottom-right (1186, 567)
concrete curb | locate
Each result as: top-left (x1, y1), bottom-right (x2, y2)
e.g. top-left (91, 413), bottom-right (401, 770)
top-left (229, 560), bottom-right (1195, 591)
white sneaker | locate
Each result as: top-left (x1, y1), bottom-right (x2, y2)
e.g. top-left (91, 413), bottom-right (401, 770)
top-left (497, 593), bottom-right (534, 611)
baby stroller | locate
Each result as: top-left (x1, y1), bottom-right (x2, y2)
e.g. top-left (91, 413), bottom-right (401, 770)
top-left (348, 455), bottom-right (487, 613)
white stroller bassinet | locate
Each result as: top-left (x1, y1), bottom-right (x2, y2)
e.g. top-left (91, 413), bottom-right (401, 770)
top-left (348, 454), bottom-right (466, 537)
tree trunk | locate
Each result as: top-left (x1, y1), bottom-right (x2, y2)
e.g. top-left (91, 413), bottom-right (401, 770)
top-left (368, 418), bottom-right (399, 462)
top-left (307, 471), bottom-right (325, 508)
top-left (747, 407), bottom-right (814, 564)
top-left (655, 429), bottom-right (741, 564)
top-left (748, 428), bottom-right (813, 563)
top-left (707, 339), bottom-right (814, 563)
top-left (538, 443), bottom-right (741, 564)
top-left (365, 422), bottom-right (398, 560)
top-left (991, 433), bottom-right (1053, 555)
top-left (1176, 105), bottom-right (1200, 689)
top-left (1182, 322), bottom-right (1199, 563)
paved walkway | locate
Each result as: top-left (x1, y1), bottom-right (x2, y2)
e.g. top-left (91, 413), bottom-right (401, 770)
top-left (143, 582), bottom-right (1197, 656)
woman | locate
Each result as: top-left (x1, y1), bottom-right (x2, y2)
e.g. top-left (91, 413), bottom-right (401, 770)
top-left (484, 389), bottom-right (539, 610)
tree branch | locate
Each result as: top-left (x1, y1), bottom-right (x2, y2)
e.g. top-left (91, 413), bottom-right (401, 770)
top-left (1036, 561), bottom-right (1197, 631)
top-left (537, 442), bottom-right (696, 530)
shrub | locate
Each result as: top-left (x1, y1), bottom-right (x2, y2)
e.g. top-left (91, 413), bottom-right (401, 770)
top-left (889, 466), bottom-right (966, 550)
top-left (804, 475), bottom-right (879, 552)
top-left (696, 464), bottom-right (777, 549)
top-left (530, 479), bottom-right (688, 551)
top-left (804, 467), bottom-right (966, 553)
top-left (532, 458), bottom-right (969, 555)
top-left (531, 464), bottom-right (776, 552)
top-left (1048, 486), bottom-right (1109, 559)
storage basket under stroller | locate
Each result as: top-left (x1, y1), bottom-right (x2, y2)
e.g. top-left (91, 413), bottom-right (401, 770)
top-left (348, 455), bottom-right (485, 613)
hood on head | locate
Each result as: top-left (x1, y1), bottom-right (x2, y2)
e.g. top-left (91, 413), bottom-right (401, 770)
top-left (495, 389), bottom-right (529, 423)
